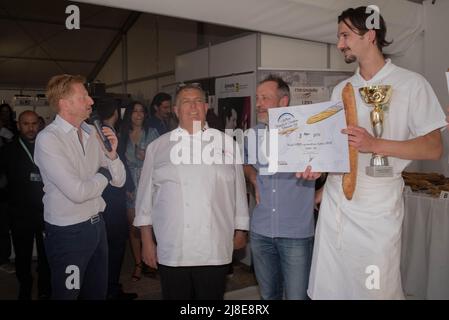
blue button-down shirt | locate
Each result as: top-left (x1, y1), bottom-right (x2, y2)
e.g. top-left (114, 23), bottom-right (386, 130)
top-left (148, 116), bottom-right (168, 136)
top-left (245, 123), bottom-right (315, 239)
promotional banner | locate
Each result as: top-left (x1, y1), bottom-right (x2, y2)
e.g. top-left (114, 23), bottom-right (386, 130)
top-left (215, 73), bottom-right (255, 131)
top-left (290, 86), bottom-right (329, 105)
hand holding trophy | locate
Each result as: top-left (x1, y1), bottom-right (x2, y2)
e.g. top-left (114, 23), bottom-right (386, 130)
top-left (359, 85), bottom-right (393, 177)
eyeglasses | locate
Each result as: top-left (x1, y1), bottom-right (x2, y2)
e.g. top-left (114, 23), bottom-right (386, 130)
top-left (176, 82), bottom-right (202, 93)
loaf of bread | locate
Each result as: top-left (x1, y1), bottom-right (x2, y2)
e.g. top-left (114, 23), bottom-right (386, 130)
top-left (306, 105), bottom-right (341, 124)
top-left (342, 83), bottom-right (358, 200)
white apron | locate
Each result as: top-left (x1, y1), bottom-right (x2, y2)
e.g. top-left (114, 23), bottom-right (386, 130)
top-left (308, 173), bottom-right (405, 299)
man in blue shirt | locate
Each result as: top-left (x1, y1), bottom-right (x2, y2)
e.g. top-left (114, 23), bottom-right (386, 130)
top-left (148, 92), bottom-right (176, 135)
top-left (244, 75), bottom-right (319, 300)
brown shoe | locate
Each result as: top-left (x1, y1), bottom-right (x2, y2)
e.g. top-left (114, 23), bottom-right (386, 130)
top-left (131, 262), bottom-right (142, 281)
top-left (142, 264), bottom-right (158, 278)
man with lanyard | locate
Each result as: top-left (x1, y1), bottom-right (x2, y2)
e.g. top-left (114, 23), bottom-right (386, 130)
top-left (0, 110), bottom-right (51, 299)
top-left (307, 7), bottom-right (446, 299)
top-left (34, 74), bottom-right (126, 299)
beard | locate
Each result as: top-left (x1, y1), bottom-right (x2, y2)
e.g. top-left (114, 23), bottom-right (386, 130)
top-left (344, 54), bottom-right (357, 64)
top-left (257, 112), bottom-right (268, 124)
top-left (342, 48), bottom-right (357, 64)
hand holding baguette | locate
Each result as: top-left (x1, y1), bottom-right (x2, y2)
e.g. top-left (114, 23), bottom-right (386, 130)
top-left (342, 83), bottom-right (358, 200)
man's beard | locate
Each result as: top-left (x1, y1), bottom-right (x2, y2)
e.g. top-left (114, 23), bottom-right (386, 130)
top-left (341, 48), bottom-right (357, 64)
top-left (257, 113), bottom-right (268, 124)
top-left (344, 55), bottom-right (357, 64)
top-left (342, 49), bottom-right (357, 64)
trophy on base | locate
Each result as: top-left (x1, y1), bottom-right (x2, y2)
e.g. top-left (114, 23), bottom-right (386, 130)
top-left (359, 85), bottom-right (393, 177)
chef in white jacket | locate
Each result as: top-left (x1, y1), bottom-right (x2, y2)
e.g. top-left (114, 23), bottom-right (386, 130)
top-left (308, 6), bottom-right (446, 299)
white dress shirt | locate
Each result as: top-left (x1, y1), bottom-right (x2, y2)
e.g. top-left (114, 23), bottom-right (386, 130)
top-left (34, 115), bottom-right (126, 226)
top-left (134, 126), bottom-right (249, 267)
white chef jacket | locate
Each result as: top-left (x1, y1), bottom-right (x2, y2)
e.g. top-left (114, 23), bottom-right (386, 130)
top-left (331, 59), bottom-right (447, 176)
top-left (308, 60), bottom-right (446, 300)
top-left (133, 126), bottom-right (249, 267)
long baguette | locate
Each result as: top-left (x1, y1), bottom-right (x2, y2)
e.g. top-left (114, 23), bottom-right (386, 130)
top-left (342, 83), bottom-right (358, 200)
top-left (306, 106), bottom-right (341, 124)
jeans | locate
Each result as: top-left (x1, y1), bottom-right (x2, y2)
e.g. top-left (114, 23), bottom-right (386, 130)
top-left (44, 214), bottom-right (108, 300)
top-left (250, 232), bottom-right (313, 300)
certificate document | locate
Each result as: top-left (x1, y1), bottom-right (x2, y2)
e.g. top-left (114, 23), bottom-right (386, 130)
top-left (268, 100), bottom-right (349, 173)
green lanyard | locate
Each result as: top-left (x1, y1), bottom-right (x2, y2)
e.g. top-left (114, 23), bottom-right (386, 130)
top-left (18, 138), bottom-right (35, 165)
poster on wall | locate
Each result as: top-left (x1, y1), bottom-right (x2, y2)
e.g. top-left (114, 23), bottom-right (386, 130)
top-left (215, 73), bottom-right (254, 132)
top-left (290, 86), bottom-right (329, 105)
top-left (258, 69), bottom-right (352, 102)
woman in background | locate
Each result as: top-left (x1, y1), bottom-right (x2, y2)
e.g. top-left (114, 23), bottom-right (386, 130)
top-left (0, 103), bottom-right (18, 138)
top-left (120, 102), bottom-right (159, 281)
top-left (96, 98), bottom-right (137, 299)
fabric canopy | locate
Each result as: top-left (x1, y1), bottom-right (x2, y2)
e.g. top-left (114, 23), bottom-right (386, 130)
top-left (77, 0), bottom-right (424, 55)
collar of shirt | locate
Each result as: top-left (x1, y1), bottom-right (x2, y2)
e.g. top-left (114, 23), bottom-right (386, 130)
top-left (54, 114), bottom-right (93, 135)
top-left (354, 58), bottom-right (395, 86)
top-left (175, 122), bottom-right (210, 136)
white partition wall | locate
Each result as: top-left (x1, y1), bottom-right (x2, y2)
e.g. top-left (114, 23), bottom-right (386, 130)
top-left (175, 48), bottom-right (209, 83)
top-left (210, 34), bottom-right (257, 77)
top-left (176, 32), bottom-right (359, 82)
top-left (260, 34), bottom-right (327, 70)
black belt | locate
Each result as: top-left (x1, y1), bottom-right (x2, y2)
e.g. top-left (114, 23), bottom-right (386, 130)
top-left (89, 214), bottom-right (101, 224)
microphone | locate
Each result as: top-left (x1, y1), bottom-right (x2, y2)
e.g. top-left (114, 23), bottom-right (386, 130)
top-left (90, 113), bottom-right (112, 152)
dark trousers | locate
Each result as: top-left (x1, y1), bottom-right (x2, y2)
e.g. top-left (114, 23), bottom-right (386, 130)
top-left (44, 214), bottom-right (108, 300)
top-left (0, 202), bottom-right (11, 264)
top-left (103, 206), bottom-right (128, 298)
top-left (11, 224), bottom-right (51, 299)
top-left (158, 264), bottom-right (229, 300)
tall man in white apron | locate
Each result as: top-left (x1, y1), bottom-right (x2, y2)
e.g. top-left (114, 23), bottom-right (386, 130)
top-left (308, 6), bottom-right (447, 299)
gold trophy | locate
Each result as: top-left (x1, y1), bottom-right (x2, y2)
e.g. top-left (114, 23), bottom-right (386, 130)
top-left (359, 85), bottom-right (393, 177)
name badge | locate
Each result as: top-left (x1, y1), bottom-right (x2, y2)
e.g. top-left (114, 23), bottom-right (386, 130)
top-left (30, 173), bottom-right (42, 182)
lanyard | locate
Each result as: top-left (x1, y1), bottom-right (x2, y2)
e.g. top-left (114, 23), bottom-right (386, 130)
top-left (18, 138), bottom-right (35, 165)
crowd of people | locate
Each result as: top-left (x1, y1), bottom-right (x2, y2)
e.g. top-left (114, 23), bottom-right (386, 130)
top-left (0, 84), bottom-right (178, 300)
top-left (1, 6), bottom-right (448, 300)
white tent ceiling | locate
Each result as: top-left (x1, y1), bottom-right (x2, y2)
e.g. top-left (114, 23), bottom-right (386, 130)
top-left (0, 0), bottom-right (426, 89)
top-left (77, 0), bottom-right (425, 55)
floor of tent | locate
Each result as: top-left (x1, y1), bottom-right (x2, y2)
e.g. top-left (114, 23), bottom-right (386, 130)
top-left (0, 242), bottom-right (260, 300)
